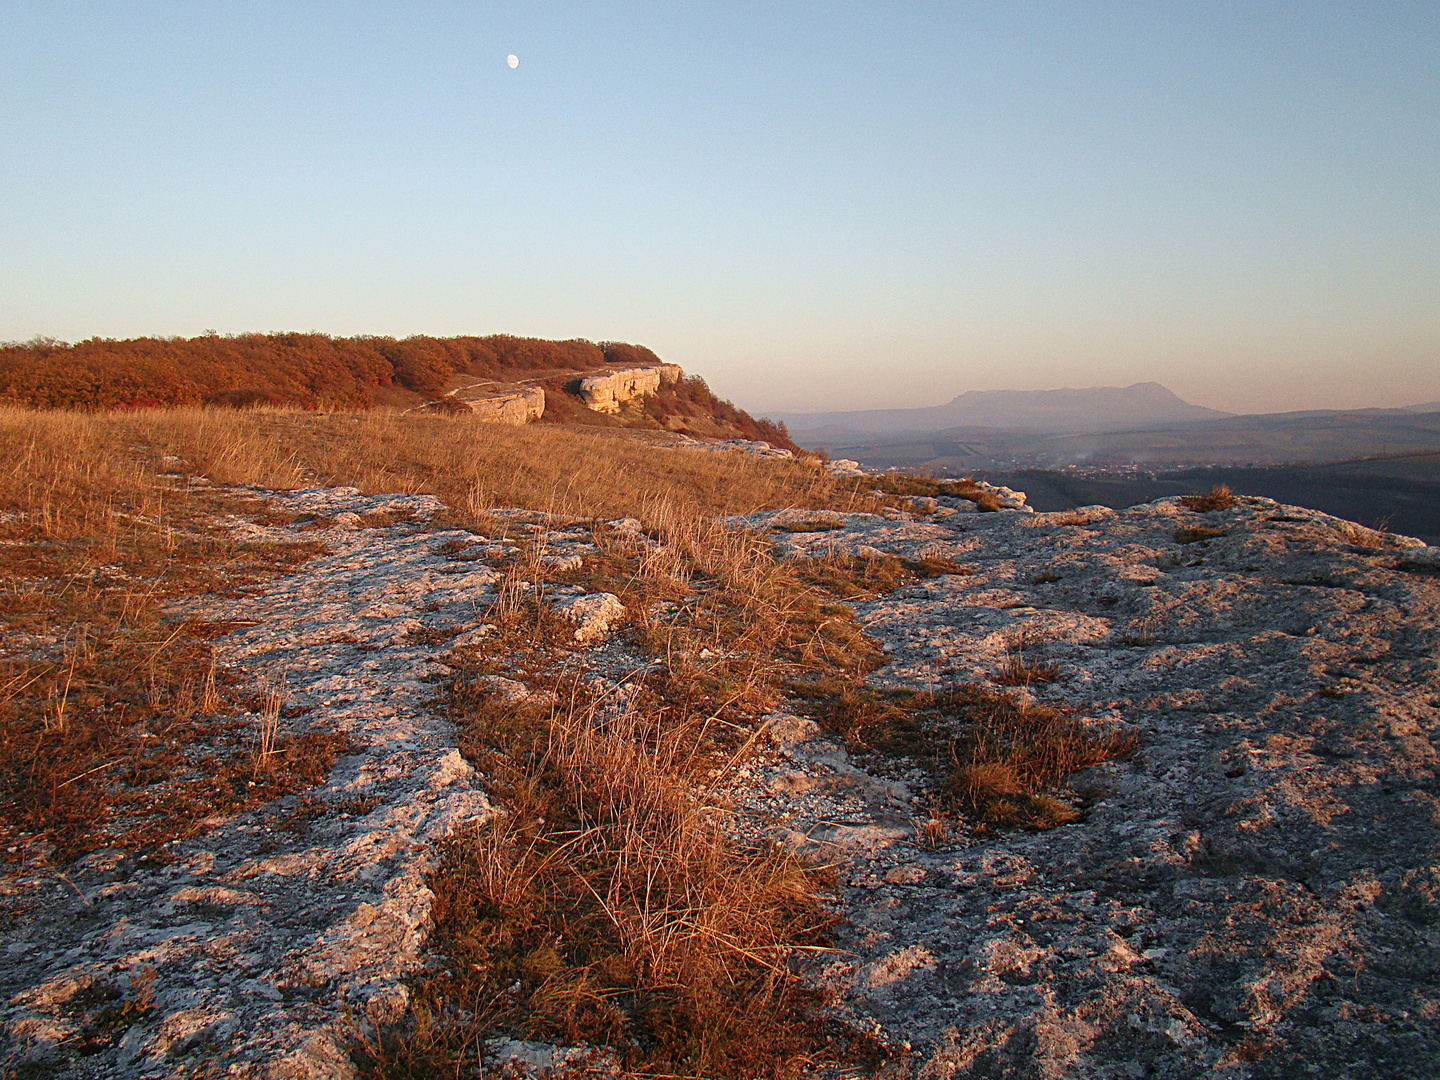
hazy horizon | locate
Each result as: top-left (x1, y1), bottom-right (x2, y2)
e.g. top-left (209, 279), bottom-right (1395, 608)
top-left (5, 3), bottom-right (1437, 417)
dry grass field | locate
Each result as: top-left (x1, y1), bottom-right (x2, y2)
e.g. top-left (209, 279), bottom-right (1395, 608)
top-left (1, 406), bottom-right (1133, 1077)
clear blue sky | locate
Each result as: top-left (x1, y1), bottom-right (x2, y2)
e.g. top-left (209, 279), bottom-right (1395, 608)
top-left (3, 2), bottom-right (1437, 414)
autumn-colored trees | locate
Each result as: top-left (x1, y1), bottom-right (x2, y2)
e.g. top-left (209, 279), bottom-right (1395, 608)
top-left (646, 375), bottom-right (799, 451)
top-left (0, 333), bottom-right (621, 410)
top-left (0, 331), bottom-right (800, 452)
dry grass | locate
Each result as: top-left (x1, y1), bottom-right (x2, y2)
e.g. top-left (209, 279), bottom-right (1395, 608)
top-left (0, 404), bottom-right (856, 523)
top-left (355, 692), bottom-right (837, 1079)
top-left (358, 507), bottom-right (899, 1077)
top-left (1179, 484), bottom-right (1239, 512)
top-left (0, 405), bottom-right (890, 1075)
top-left (801, 682), bottom-right (1135, 833)
top-left (0, 408), bottom-right (350, 863)
top-left (995, 652), bottom-right (1063, 687)
top-left (0, 404), bottom-right (880, 865)
top-left (934, 686), bottom-right (1136, 831)
top-left (1335, 520), bottom-right (1394, 548)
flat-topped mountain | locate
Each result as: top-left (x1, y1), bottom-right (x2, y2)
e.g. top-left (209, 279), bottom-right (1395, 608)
top-left (772, 381), bottom-right (1231, 441)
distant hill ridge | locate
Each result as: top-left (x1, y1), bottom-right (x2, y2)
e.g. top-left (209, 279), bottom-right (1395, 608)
top-left (0, 332), bottom-right (798, 449)
top-left (772, 381), bottom-right (1230, 439)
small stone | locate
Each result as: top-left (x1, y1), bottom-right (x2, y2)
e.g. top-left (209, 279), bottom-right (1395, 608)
top-left (472, 675), bottom-right (533, 703)
top-left (765, 713), bottom-right (823, 750)
top-left (556, 593), bottom-right (626, 644)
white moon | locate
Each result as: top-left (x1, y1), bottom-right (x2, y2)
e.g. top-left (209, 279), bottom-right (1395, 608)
top-left (506, 54), bottom-right (519, 69)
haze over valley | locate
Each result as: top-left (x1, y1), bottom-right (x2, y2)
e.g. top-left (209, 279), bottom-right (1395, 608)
top-left (765, 381), bottom-right (1440, 543)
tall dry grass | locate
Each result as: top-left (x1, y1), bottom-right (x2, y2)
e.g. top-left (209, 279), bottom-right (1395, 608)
top-left (385, 691), bottom-right (838, 1079)
top-left (0, 405), bottom-right (846, 522)
top-left (369, 498), bottom-right (904, 1076)
top-left (0, 408), bottom-right (349, 869)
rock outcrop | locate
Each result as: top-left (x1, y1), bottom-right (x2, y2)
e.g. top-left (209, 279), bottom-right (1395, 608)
top-left (729, 497), bottom-right (1440, 1078)
top-left (428, 382), bottom-right (545, 424)
top-left (420, 364), bottom-right (683, 423)
top-left (575, 365), bottom-right (682, 413)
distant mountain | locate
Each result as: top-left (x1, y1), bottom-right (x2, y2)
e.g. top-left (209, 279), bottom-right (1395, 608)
top-left (771, 382), bottom-right (1230, 440)
top-left (1407, 401), bottom-right (1440, 413)
top-left (817, 408), bottom-right (1440, 473)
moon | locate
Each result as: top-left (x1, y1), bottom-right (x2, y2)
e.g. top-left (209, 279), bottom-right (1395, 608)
top-left (506, 54), bottom-right (519, 69)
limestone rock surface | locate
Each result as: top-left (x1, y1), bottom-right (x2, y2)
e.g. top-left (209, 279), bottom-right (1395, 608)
top-left (7, 480), bottom-right (1437, 1079)
top-left (575, 365), bottom-right (682, 413)
top-left (729, 495), bottom-right (1440, 1079)
top-left (1, 489), bottom-right (501, 1077)
top-left (556, 592), bottom-right (626, 644)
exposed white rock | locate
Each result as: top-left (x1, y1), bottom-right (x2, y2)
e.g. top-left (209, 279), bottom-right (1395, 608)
top-left (576, 365), bottom-right (682, 413)
top-left (471, 674), bottom-right (534, 703)
top-left (454, 385), bottom-right (545, 424)
top-left (727, 493), bottom-right (1440, 1077)
top-left (556, 592), bottom-right (626, 644)
top-left (422, 382), bottom-right (546, 424)
top-left (484, 1038), bottom-right (619, 1077)
top-left (674, 434), bottom-right (796, 459)
top-left (967, 478), bottom-right (1032, 510)
top-left (1, 487), bottom-right (498, 1076)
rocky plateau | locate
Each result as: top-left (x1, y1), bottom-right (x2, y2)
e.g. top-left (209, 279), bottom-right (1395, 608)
top-left (2, 451), bottom-right (1438, 1078)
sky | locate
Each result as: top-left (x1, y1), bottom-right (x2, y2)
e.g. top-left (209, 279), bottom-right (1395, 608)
top-left (2, 2), bottom-right (1437, 415)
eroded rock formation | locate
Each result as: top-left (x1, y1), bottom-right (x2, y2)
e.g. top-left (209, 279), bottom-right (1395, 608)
top-left (575, 365), bottom-right (682, 413)
top-left (427, 382), bottom-right (545, 424)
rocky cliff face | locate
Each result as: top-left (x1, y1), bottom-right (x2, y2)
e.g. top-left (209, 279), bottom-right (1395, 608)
top-left (422, 364), bottom-right (683, 423)
top-left (574, 364), bottom-right (683, 413)
top-left (455, 384), bottom-right (546, 424)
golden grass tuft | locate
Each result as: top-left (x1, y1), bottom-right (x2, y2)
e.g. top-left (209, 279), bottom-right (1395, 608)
top-left (1179, 484), bottom-right (1238, 512)
top-left (799, 680), bottom-right (1136, 833)
top-left (995, 647), bottom-right (1063, 687)
top-left (934, 685), bottom-right (1137, 831)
